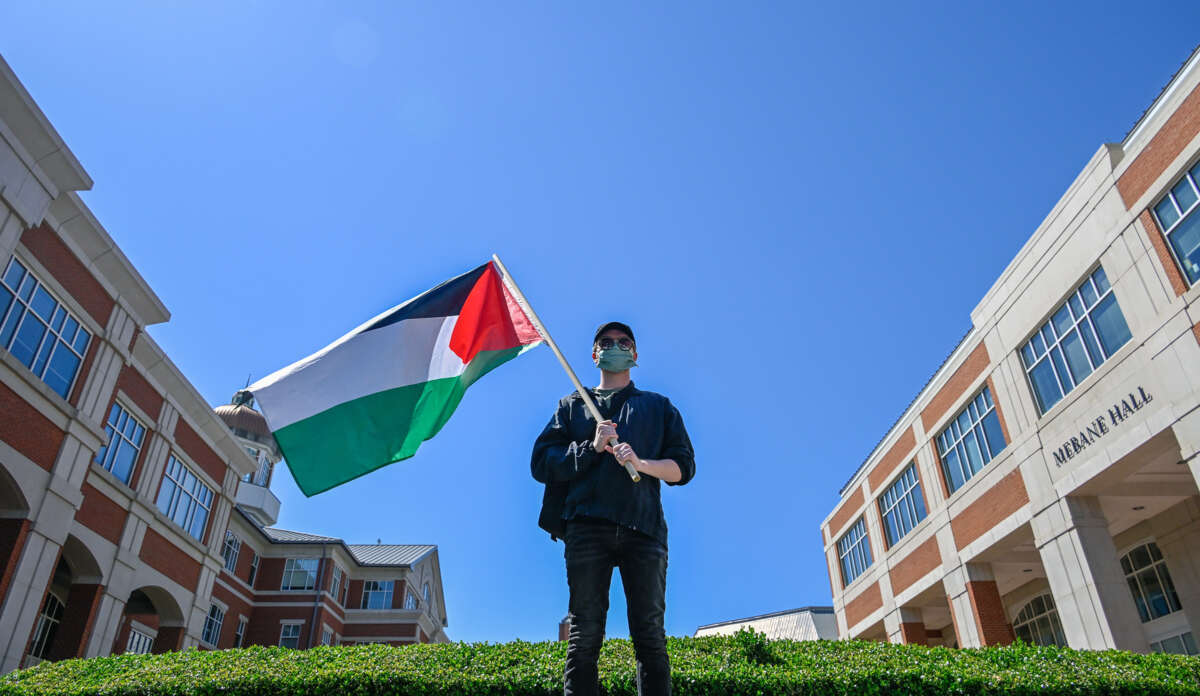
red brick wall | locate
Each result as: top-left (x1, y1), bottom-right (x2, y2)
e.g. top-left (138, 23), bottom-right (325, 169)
top-left (0, 380), bottom-right (65, 470)
top-left (0, 519), bottom-right (30, 604)
top-left (899, 622), bottom-right (928, 646)
top-left (1140, 210), bottom-right (1189, 297)
top-left (844, 581), bottom-right (882, 629)
top-left (1193, 322), bottom-right (1200, 347)
top-left (255, 557), bottom-right (286, 592)
top-left (391, 580), bottom-right (408, 609)
top-left (346, 579), bottom-right (364, 610)
top-left (19, 223), bottom-right (114, 327)
top-left (152, 626), bottom-right (184, 653)
top-left (965, 580), bottom-right (1015, 646)
top-left (1117, 82), bottom-right (1200, 208)
top-left (868, 426), bottom-right (917, 491)
top-left (342, 622), bottom-right (416, 639)
top-left (115, 365), bottom-right (163, 424)
top-left (210, 581), bottom-right (254, 649)
top-left (172, 419), bottom-right (226, 487)
top-left (951, 469), bottom-right (1029, 550)
top-left (419, 628), bottom-right (429, 643)
top-left (828, 486), bottom-right (864, 540)
top-left (245, 606), bottom-right (313, 648)
top-left (76, 483), bottom-right (127, 545)
top-left (888, 536), bottom-right (940, 595)
top-left (921, 342), bottom-right (990, 431)
top-left (138, 528), bottom-right (201, 590)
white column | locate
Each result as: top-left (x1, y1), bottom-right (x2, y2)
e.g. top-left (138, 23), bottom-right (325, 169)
top-left (1032, 496), bottom-right (1149, 651)
top-left (884, 606), bottom-right (923, 644)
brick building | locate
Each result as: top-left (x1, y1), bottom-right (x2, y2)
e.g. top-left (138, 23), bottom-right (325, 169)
top-left (0, 54), bottom-right (446, 673)
top-left (820, 47), bottom-right (1200, 656)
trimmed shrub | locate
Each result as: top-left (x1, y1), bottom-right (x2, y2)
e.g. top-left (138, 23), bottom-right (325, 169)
top-left (2, 629), bottom-right (1198, 695)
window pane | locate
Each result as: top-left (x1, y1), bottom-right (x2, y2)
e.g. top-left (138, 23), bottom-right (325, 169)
top-left (1156, 197), bottom-right (1181, 228)
top-left (1051, 305), bottom-right (1073, 337)
top-left (1171, 176), bottom-right (1198, 212)
top-left (942, 447), bottom-right (965, 493)
top-left (1050, 346), bottom-right (1073, 390)
top-left (1, 260), bottom-right (24, 289)
top-left (1020, 343), bottom-right (1036, 367)
top-left (1091, 294), bottom-right (1132, 356)
top-left (961, 431), bottom-right (984, 475)
top-left (1060, 330), bottom-right (1094, 384)
top-left (1079, 279), bottom-right (1097, 307)
top-left (981, 411), bottom-right (1006, 459)
top-left (1167, 211), bottom-right (1200, 283)
top-left (1092, 266), bottom-right (1111, 294)
top-left (1137, 568), bottom-right (1170, 619)
top-left (1127, 576), bottom-right (1151, 622)
top-left (44, 346), bottom-right (81, 399)
top-left (1078, 316), bottom-right (1104, 366)
top-left (1029, 359), bottom-right (1063, 412)
top-left (11, 314), bottom-right (47, 366)
top-left (110, 442), bottom-right (137, 483)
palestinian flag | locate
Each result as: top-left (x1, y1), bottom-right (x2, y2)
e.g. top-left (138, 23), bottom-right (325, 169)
top-left (248, 261), bottom-right (542, 496)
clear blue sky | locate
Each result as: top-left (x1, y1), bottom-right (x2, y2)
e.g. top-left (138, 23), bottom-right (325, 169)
top-left (3, 2), bottom-right (1198, 643)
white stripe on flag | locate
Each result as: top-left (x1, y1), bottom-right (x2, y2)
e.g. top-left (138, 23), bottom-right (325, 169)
top-left (250, 315), bottom-right (465, 431)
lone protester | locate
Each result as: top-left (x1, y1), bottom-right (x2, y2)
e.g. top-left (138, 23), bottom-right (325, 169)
top-left (531, 321), bottom-right (696, 696)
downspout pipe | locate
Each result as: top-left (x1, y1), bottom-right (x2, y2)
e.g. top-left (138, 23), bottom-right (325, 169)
top-left (308, 546), bottom-right (327, 648)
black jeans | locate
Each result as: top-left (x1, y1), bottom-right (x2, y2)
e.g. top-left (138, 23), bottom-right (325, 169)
top-left (563, 517), bottom-right (670, 696)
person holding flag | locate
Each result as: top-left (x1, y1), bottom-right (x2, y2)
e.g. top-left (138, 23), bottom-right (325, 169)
top-left (531, 321), bottom-right (696, 696)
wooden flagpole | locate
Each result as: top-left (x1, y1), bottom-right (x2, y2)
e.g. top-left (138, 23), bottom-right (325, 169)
top-left (491, 254), bottom-right (640, 482)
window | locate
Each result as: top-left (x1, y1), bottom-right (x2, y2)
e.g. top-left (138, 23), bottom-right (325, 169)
top-left (279, 623), bottom-right (302, 649)
top-left (201, 604), bottom-right (224, 646)
top-left (1012, 594), bottom-right (1066, 647)
top-left (0, 257), bottom-right (92, 400)
top-left (330, 566), bottom-right (344, 604)
top-left (29, 592), bottom-right (65, 660)
top-left (234, 616), bottom-right (247, 648)
top-left (1151, 631), bottom-right (1198, 656)
top-left (404, 590), bottom-right (418, 610)
top-left (221, 532), bottom-right (241, 573)
top-left (126, 629), bottom-right (154, 654)
top-left (423, 582), bottom-right (430, 605)
top-left (836, 517), bottom-right (873, 586)
top-left (155, 454), bottom-right (214, 542)
top-left (1021, 267), bottom-right (1132, 414)
top-left (248, 553), bottom-right (259, 587)
top-left (361, 580), bottom-right (394, 609)
top-left (878, 463), bottom-right (927, 547)
top-left (281, 558), bottom-right (319, 591)
top-left (936, 387), bottom-right (1007, 495)
top-left (1121, 542), bottom-right (1182, 623)
top-left (1151, 159), bottom-right (1200, 285)
top-left (321, 627), bottom-right (334, 646)
top-left (95, 403), bottom-right (146, 485)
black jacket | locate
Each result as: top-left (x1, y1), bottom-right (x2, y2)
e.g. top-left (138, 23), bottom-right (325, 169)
top-left (530, 382), bottom-right (695, 547)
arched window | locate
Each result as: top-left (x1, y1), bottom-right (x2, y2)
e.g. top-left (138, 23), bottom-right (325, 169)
top-left (29, 591), bottom-right (65, 660)
top-left (1012, 593), bottom-right (1066, 647)
top-left (1121, 542), bottom-right (1182, 623)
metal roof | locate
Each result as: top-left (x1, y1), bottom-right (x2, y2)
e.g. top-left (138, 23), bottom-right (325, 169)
top-left (261, 527), bottom-right (341, 543)
top-left (694, 606), bottom-right (834, 632)
top-left (347, 544), bottom-right (436, 567)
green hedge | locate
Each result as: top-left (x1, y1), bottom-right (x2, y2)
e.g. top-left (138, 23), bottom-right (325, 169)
top-left (2, 629), bottom-right (1198, 695)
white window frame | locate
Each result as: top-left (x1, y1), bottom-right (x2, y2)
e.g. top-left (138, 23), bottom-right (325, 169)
top-left (877, 463), bottom-right (927, 547)
top-left (321, 625), bottom-right (334, 646)
top-left (361, 580), bottom-right (394, 609)
top-left (248, 552), bottom-right (259, 587)
top-left (935, 386), bottom-right (1006, 495)
top-left (1150, 158), bottom-right (1200, 285)
top-left (836, 517), bottom-right (872, 587)
top-left (1020, 266), bottom-right (1130, 414)
top-left (1120, 541), bottom-right (1183, 624)
top-left (95, 402), bottom-right (147, 485)
top-left (233, 615), bottom-right (248, 648)
top-left (281, 558), bottom-right (319, 591)
top-left (330, 566), bottom-right (344, 604)
top-left (279, 622), bottom-right (303, 649)
top-left (125, 627), bottom-right (155, 655)
top-left (155, 453), bottom-right (214, 542)
top-left (1150, 630), bottom-right (1198, 656)
top-left (1011, 593), bottom-right (1066, 647)
top-left (0, 256), bottom-right (92, 400)
top-left (404, 590), bottom-right (419, 610)
top-left (221, 531), bottom-right (241, 573)
top-left (201, 603), bottom-right (225, 646)
top-left (29, 591), bottom-right (65, 660)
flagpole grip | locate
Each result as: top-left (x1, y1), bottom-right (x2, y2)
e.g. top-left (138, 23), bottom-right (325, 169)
top-left (491, 254), bottom-right (640, 483)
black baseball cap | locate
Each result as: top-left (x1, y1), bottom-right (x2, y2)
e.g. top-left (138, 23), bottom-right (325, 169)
top-left (593, 321), bottom-right (635, 345)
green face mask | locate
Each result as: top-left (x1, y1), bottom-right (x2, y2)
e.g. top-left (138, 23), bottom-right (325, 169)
top-left (595, 348), bottom-right (637, 372)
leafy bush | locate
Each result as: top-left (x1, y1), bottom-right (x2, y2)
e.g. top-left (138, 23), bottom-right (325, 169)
top-left (2, 629), bottom-right (1198, 695)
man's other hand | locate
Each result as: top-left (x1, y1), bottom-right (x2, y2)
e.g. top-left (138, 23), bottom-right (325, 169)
top-left (592, 420), bottom-right (617, 451)
top-left (605, 441), bottom-right (641, 468)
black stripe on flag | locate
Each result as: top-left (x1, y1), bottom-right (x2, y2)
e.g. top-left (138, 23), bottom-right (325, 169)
top-left (362, 263), bottom-right (490, 333)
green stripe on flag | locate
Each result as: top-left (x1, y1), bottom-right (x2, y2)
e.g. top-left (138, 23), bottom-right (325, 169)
top-left (274, 346), bottom-right (525, 496)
